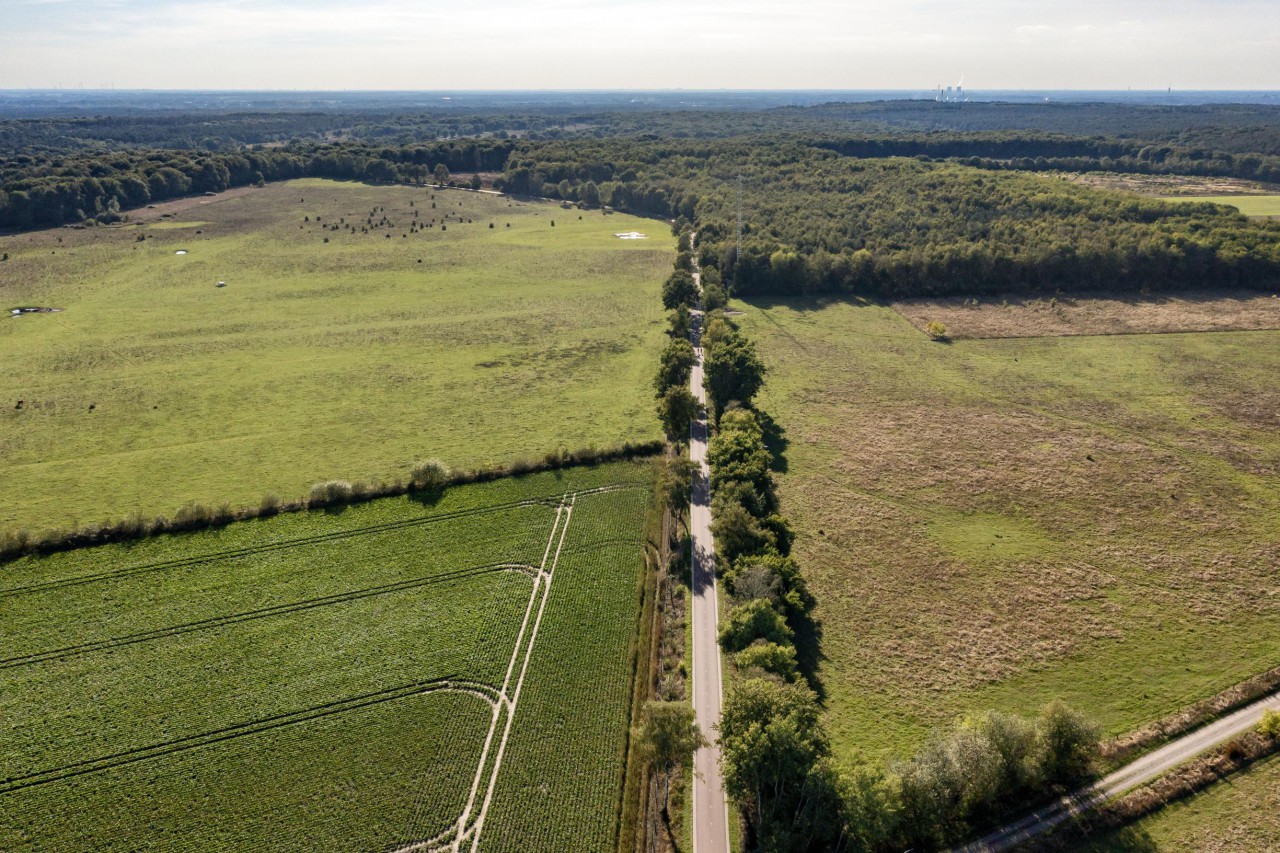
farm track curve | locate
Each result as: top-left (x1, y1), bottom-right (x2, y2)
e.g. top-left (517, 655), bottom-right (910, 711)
top-left (0, 562), bottom-right (538, 670)
top-left (0, 676), bottom-right (496, 793)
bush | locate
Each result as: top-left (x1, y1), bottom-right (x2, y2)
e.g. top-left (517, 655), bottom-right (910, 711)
top-left (1035, 699), bottom-right (1101, 785)
top-left (410, 458), bottom-right (451, 492)
top-left (726, 554), bottom-right (812, 619)
top-left (719, 599), bottom-right (794, 652)
top-left (1259, 709), bottom-right (1280, 740)
top-left (662, 270), bottom-right (699, 310)
top-left (709, 495), bottom-right (779, 564)
top-left (926, 320), bottom-right (949, 340)
top-left (703, 282), bottom-right (727, 311)
top-left (308, 480), bottom-right (353, 507)
top-left (735, 640), bottom-right (799, 681)
top-left (259, 493), bottom-right (282, 516)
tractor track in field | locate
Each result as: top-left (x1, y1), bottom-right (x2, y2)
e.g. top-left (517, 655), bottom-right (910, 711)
top-left (0, 676), bottom-right (499, 794)
top-left (4, 483), bottom-right (634, 847)
top-left (0, 484), bottom-right (640, 599)
top-left (0, 496), bottom-right (559, 598)
top-left (0, 562), bottom-right (539, 670)
top-left (393, 490), bottom-right (580, 853)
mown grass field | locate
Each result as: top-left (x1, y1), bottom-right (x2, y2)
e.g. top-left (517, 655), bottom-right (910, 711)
top-left (1069, 754), bottom-right (1280, 852)
top-left (0, 179), bottom-right (671, 534)
top-left (736, 297), bottom-right (1280, 763)
top-left (1162, 194), bottom-right (1280, 217)
top-left (0, 461), bottom-right (653, 852)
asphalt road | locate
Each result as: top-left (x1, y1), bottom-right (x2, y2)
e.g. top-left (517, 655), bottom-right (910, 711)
top-left (689, 266), bottom-right (732, 853)
top-left (954, 688), bottom-right (1280, 852)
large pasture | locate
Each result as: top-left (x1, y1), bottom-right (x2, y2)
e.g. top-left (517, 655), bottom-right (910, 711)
top-left (737, 297), bottom-right (1280, 762)
top-left (0, 179), bottom-right (670, 534)
top-left (0, 462), bottom-right (652, 851)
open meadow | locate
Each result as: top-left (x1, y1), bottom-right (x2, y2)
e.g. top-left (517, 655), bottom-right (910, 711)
top-left (736, 296), bottom-right (1280, 762)
top-left (1162, 194), bottom-right (1280, 218)
top-left (0, 179), bottom-right (670, 535)
top-left (0, 461), bottom-right (653, 852)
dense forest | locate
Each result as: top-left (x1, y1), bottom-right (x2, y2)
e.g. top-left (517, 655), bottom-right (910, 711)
top-left (4, 102), bottom-right (1280, 298)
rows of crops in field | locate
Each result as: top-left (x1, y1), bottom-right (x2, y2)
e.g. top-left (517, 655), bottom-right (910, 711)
top-left (0, 462), bottom-right (653, 852)
top-left (478, 485), bottom-right (651, 852)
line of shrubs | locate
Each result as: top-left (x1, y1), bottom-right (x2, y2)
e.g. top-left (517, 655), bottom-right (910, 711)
top-left (0, 440), bottom-right (662, 564)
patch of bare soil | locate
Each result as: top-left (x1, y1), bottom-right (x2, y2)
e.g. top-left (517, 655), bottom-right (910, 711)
top-left (894, 289), bottom-right (1280, 339)
top-left (1043, 171), bottom-right (1280, 197)
top-left (125, 186), bottom-right (262, 224)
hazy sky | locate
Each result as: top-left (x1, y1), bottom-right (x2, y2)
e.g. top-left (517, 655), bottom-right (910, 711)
top-left (1, 0), bottom-right (1277, 90)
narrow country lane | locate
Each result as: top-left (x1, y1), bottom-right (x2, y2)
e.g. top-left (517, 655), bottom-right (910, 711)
top-left (689, 257), bottom-right (732, 853)
top-left (954, 687), bottom-right (1280, 852)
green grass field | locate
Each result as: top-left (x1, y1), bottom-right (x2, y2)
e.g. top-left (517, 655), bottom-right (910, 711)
top-left (1068, 755), bottom-right (1280, 851)
top-left (1162, 194), bottom-right (1280, 217)
top-left (0, 179), bottom-right (671, 535)
top-left (736, 296), bottom-right (1280, 763)
top-left (0, 461), bottom-right (653, 852)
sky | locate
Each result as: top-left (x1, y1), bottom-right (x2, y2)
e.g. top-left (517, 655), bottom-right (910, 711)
top-left (1, 0), bottom-right (1277, 91)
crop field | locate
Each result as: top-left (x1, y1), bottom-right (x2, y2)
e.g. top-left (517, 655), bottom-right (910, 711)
top-left (1070, 755), bottom-right (1280, 852)
top-left (0, 179), bottom-right (671, 535)
top-left (894, 288), bottom-right (1280, 339)
top-left (0, 461), bottom-right (653, 852)
top-left (736, 297), bottom-right (1280, 762)
top-left (1162, 194), bottom-right (1280, 217)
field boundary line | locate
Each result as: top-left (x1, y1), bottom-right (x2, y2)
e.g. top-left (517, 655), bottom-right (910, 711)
top-left (0, 563), bottom-right (537, 670)
top-left (0, 496), bottom-right (563, 598)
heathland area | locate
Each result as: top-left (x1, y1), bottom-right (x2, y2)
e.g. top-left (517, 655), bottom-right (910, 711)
top-left (738, 295), bottom-right (1280, 763)
top-left (0, 179), bottom-right (670, 535)
top-left (0, 462), bottom-right (652, 852)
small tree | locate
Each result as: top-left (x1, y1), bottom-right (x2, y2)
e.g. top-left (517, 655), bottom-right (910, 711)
top-left (656, 386), bottom-right (698, 442)
top-left (410, 459), bottom-right (451, 492)
top-left (735, 640), bottom-right (799, 681)
top-left (662, 270), bottom-right (698, 310)
top-left (1035, 700), bottom-right (1100, 785)
top-left (631, 701), bottom-right (706, 817)
top-left (433, 164), bottom-right (450, 186)
top-left (654, 338), bottom-right (696, 396)
top-left (719, 599), bottom-right (793, 652)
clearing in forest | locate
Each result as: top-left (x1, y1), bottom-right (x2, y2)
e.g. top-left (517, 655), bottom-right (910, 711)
top-left (737, 297), bottom-right (1280, 762)
top-left (0, 179), bottom-right (671, 534)
top-left (0, 462), bottom-right (653, 853)
top-left (1161, 194), bottom-right (1280, 218)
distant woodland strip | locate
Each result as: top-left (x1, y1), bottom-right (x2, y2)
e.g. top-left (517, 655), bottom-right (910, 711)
top-left (5, 133), bottom-right (1279, 299)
